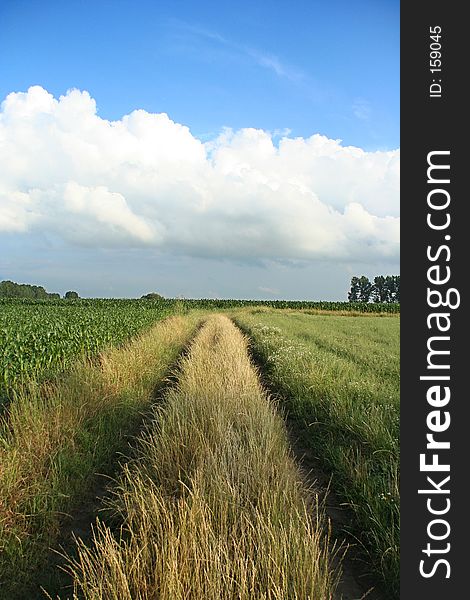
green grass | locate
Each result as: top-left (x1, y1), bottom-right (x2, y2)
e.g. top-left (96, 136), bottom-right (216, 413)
top-left (1, 300), bottom-right (399, 597)
top-left (0, 314), bottom-right (200, 599)
top-left (0, 298), bottom-right (398, 405)
top-left (233, 309), bottom-right (400, 598)
top-left (64, 315), bottom-right (335, 600)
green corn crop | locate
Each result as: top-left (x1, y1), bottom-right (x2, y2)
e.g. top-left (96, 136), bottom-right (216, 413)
top-left (0, 298), bottom-right (173, 402)
top-left (0, 296), bottom-right (399, 404)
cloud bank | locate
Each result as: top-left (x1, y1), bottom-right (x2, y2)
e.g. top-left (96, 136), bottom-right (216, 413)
top-left (0, 86), bottom-right (399, 263)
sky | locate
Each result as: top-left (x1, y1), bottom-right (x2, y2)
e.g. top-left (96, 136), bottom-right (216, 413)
top-left (0, 0), bottom-right (399, 300)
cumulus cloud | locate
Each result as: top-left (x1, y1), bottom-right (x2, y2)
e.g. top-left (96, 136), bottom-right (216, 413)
top-left (0, 86), bottom-right (399, 262)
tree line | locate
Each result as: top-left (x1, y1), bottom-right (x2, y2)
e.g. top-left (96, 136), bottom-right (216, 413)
top-left (348, 275), bottom-right (400, 303)
top-left (0, 280), bottom-right (79, 299)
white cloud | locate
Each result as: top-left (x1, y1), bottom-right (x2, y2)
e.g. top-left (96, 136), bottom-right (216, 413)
top-left (0, 86), bottom-right (399, 263)
top-left (248, 50), bottom-right (305, 82)
top-left (167, 21), bottom-right (305, 84)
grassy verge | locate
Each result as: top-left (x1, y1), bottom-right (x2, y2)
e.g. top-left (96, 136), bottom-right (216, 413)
top-left (233, 309), bottom-right (399, 598)
top-left (0, 314), bottom-right (200, 598)
top-left (65, 314), bottom-right (336, 600)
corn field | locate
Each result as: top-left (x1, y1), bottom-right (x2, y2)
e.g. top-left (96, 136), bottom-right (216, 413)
top-left (0, 297), bottom-right (398, 403)
top-left (0, 298), bottom-right (172, 401)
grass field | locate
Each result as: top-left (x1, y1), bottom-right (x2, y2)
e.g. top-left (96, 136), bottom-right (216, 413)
top-left (0, 300), bottom-right (399, 599)
top-left (66, 315), bottom-right (335, 599)
top-left (0, 313), bottom-right (200, 598)
top-left (233, 308), bottom-right (400, 596)
top-left (0, 298), bottom-right (397, 405)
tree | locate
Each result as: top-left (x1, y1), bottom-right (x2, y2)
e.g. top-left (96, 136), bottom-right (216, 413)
top-left (348, 275), bottom-right (400, 303)
top-left (348, 277), bottom-right (361, 302)
top-left (394, 276), bottom-right (400, 302)
top-left (141, 292), bottom-right (164, 300)
top-left (372, 276), bottom-right (389, 303)
top-left (385, 275), bottom-right (400, 303)
top-left (0, 280), bottom-right (17, 298)
top-left (64, 290), bottom-right (79, 299)
top-left (0, 280), bottom-right (59, 299)
top-left (358, 276), bottom-right (373, 302)
top-left (348, 276), bottom-right (373, 302)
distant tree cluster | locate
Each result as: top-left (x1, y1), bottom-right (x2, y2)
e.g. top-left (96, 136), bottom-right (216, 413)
top-left (0, 280), bottom-right (80, 299)
top-left (0, 280), bottom-right (60, 299)
top-left (64, 290), bottom-right (80, 299)
top-left (348, 275), bottom-right (400, 303)
top-left (141, 292), bottom-right (164, 300)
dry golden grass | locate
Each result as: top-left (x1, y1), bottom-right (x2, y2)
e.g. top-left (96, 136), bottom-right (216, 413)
top-left (66, 315), bottom-right (336, 599)
top-left (0, 314), bottom-right (199, 597)
top-left (233, 309), bottom-right (400, 596)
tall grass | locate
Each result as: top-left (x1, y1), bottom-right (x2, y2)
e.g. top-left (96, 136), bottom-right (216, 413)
top-left (65, 315), bottom-right (336, 600)
top-left (0, 314), bottom-right (199, 598)
top-left (233, 309), bottom-right (400, 598)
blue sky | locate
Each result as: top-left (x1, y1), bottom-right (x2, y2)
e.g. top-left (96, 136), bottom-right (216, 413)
top-left (0, 0), bottom-right (399, 299)
top-left (1, 0), bottom-right (398, 150)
